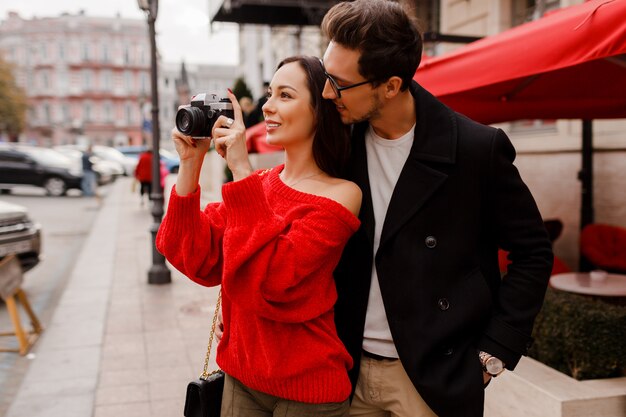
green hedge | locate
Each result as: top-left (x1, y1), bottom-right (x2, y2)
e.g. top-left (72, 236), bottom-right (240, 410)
top-left (529, 288), bottom-right (626, 380)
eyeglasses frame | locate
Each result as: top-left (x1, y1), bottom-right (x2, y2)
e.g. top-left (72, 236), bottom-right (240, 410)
top-left (323, 71), bottom-right (375, 98)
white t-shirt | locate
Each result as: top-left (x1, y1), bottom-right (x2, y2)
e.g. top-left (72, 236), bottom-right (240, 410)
top-left (362, 124), bottom-right (415, 357)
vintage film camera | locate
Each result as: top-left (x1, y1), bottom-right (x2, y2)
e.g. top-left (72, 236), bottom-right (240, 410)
top-left (175, 93), bottom-right (234, 138)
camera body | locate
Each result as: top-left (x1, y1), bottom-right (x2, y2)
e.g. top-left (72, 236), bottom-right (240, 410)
top-left (175, 93), bottom-right (234, 138)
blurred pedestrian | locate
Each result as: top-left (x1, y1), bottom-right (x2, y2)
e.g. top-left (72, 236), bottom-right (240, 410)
top-left (134, 149), bottom-right (153, 206)
top-left (134, 149), bottom-right (168, 206)
top-left (239, 96), bottom-right (256, 128)
top-left (246, 81), bottom-right (270, 126)
top-left (81, 144), bottom-right (99, 200)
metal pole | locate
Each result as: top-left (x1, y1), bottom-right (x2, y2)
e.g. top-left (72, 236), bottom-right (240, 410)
top-left (579, 119), bottom-right (594, 230)
top-left (145, 0), bottom-right (171, 284)
top-left (578, 119), bottom-right (594, 271)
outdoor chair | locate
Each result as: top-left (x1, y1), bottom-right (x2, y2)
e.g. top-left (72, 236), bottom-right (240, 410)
top-left (498, 218), bottom-right (571, 277)
top-left (580, 223), bottom-right (626, 273)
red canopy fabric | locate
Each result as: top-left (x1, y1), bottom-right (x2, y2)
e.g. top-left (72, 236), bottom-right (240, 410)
top-left (414, 0), bottom-right (626, 125)
top-left (245, 122), bottom-right (283, 154)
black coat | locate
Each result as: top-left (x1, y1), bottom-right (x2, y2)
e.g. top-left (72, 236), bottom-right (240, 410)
top-left (334, 81), bottom-right (553, 417)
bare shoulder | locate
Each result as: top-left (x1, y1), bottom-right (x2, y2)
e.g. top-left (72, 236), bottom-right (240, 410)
top-left (316, 178), bottom-right (362, 217)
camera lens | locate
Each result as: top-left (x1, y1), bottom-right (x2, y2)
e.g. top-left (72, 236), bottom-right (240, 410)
top-left (176, 107), bottom-right (206, 136)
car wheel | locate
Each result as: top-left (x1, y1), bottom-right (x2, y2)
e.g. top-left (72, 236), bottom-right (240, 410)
top-left (0, 189), bottom-right (11, 195)
top-left (44, 177), bottom-right (67, 196)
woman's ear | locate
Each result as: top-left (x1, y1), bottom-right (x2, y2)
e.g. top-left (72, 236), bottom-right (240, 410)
top-left (384, 76), bottom-right (403, 99)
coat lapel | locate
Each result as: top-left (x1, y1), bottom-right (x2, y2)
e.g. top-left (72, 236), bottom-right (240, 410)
top-left (378, 82), bottom-right (458, 249)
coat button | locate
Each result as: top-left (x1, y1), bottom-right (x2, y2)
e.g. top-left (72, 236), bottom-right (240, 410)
top-left (443, 347), bottom-right (454, 356)
top-left (425, 236), bottom-right (437, 248)
top-left (438, 298), bottom-right (450, 311)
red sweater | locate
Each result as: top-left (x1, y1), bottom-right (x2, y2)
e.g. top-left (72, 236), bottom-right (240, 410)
top-left (156, 165), bottom-right (360, 403)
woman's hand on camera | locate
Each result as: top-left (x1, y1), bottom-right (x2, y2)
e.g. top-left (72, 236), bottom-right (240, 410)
top-left (171, 128), bottom-right (211, 196)
top-left (212, 89), bottom-right (252, 181)
top-left (171, 128), bottom-right (212, 162)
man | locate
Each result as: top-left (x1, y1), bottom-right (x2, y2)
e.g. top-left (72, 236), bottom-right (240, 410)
top-left (81, 144), bottom-right (98, 199)
top-left (321, 1), bottom-right (553, 416)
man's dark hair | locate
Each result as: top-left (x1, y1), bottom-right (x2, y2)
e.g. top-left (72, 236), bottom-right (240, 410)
top-left (321, 0), bottom-right (423, 91)
top-left (277, 56), bottom-right (350, 178)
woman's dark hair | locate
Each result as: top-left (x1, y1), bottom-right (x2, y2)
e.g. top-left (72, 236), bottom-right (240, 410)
top-left (321, 0), bottom-right (423, 91)
top-left (276, 56), bottom-right (350, 178)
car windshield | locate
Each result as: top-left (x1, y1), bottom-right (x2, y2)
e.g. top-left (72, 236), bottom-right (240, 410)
top-left (117, 147), bottom-right (145, 159)
top-left (19, 147), bottom-right (72, 168)
top-left (94, 146), bottom-right (126, 163)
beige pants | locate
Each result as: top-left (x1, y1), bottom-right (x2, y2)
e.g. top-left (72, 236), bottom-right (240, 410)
top-left (221, 373), bottom-right (350, 417)
top-left (350, 356), bottom-right (437, 417)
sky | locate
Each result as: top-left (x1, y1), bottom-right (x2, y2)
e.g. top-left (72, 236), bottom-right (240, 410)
top-left (0, 0), bottom-right (239, 66)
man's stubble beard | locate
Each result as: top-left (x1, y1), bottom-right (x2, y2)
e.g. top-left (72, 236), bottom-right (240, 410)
top-left (342, 93), bottom-right (383, 125)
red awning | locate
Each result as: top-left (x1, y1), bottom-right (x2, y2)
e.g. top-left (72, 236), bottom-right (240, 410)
top-left (414, 0), bottom-right (626, 125)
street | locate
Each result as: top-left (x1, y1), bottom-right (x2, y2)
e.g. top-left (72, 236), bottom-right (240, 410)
top-left (0, 184), bottom-right (113, 416)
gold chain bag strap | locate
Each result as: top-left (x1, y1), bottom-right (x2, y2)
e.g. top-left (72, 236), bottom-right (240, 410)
top-left (184, 291), bottom-right (225, 417)
top-left (201, 291), bottom-right (222, 379)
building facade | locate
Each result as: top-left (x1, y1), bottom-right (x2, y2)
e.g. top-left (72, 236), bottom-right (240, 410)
top-left (0, 11), bottom-right (151, 146)
top-left (0, 11), bottom-right (238, 149)
top-left (238, 24), bottom-right (323, 101)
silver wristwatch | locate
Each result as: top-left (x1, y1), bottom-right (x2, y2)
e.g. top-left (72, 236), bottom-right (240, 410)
top-left (478, 351), bottom-right (505, 377)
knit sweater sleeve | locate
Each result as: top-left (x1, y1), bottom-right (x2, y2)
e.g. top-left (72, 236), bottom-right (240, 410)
top-left (156, 185), bottom-right (226, 287)
top-left (221, 174), bottom-right (359, 323)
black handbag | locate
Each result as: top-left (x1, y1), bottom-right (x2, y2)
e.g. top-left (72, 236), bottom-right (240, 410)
top-left (184, 291), bottom-right (224, 417)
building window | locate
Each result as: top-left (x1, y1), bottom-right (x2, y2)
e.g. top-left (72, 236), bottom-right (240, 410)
top-left (62, 104), bottom-right (70, 122)
top-left (124, 47), bottom-right (130, 64)
top-left (41, 72), bottom-right (49, 89)
top-left (512, 0), bottom-right (560, 26)
top-left (58, 43), bottom-right (65, 60)
top-left (83, 70), bottom-right (92, 89)
top-left (102, 71), bottom-right (112, 90)
top-left (82, 43), bottom-right (90, 61)
top-left (126, 103), bottom-right (133, 125)
top-left (104, 102), bottom-right (113, 122)
top-left (41, 43), bottom-right (47, 60)
top-left (102, 44), bottom-right (109, 62)
top-left (140, 72), bottom-right (148, 94)
top-left (43, 103), bottom-right (51, 123)
top-left (84, 102), bottom-right (92, 122)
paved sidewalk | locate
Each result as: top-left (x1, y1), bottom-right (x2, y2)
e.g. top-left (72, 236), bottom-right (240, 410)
top-left (5, 177), bottom-right (220, 417)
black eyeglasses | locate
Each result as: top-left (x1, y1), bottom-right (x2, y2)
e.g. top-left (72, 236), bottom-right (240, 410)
top-left (323, 71), bottom-right (374, 98)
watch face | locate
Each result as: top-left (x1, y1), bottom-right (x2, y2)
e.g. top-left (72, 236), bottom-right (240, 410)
top-left (485, 357), bottom-right (504, 375)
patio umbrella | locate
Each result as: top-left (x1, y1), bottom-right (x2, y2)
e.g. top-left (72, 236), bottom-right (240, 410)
top-left (414, 0), bottom-right (626, 123)
top-left (414, 0), bottom-right (626, 235)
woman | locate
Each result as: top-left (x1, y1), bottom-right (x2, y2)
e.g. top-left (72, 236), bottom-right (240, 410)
top-left (156, 56), bottom-right (362, 416)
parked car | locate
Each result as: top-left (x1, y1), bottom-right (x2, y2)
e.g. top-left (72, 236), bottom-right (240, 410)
top-left (0, 144), bottom-right (83, 196)
top-left (52, 147), bottom-right (114, 185)
top-left (0, 200), bottom-right (42, 272)
top-left (55, 145), bottom-right (127, 177)
top-left (116, 146), bottom-right (180, 174)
